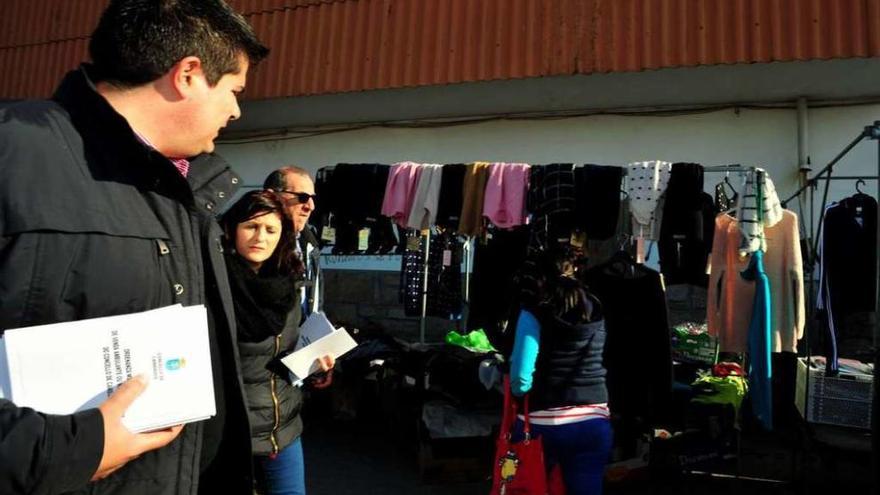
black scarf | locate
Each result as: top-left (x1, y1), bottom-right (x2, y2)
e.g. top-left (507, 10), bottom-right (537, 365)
top-left (226, 252), bottom-right (298, 343)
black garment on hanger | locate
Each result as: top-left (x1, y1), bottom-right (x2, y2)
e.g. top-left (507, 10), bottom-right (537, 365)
top-left (467, 225), bottom-right (531, 354)
top-left (575, 164), bottom-right (624, 240)
top-left (658, 163), bottom-right (716, 286)
top-left (329, 164), bottom-right (396, 254)
top-left (714, 177), bottom-right (738, 212)
top-left (312, 166), bottom-right (335, 246)
top-left (427, 230), bottom-right (464, 318)
top-left (581, 259), bottom-right (673, 453)
top-left (435, 163), bottom-right (467, 230)
top-left (528, 163), bottom-right (576, 252)
top-left (401, 230), bottom-right (425, 316)
top-left (399, 229), bottom-right (464, 318)
top-left (820, 193), bottom-right (878, 364)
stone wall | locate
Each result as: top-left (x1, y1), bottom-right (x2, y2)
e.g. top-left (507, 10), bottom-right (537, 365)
top-left (321, 269), bottom-right (459, 343)
top-left (322, 269), bottom-right (708, 344)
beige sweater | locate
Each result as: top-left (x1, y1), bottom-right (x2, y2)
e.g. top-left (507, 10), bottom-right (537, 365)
top-left (707, 210), bottom-right (804, 353)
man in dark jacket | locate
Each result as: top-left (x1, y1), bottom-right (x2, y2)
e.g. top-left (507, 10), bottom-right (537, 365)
top-left (0, 1), bottom-right (268, 494)
top-left (263, 167), bottom-right (335, 389)
top-left (264, 167), bottom-right (324, 319)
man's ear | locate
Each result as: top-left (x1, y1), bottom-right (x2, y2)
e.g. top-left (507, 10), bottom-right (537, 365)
top-left (169, 56), bottom-right (205, 98)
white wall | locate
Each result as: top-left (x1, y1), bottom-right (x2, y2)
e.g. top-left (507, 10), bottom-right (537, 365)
top-left (216, 103), bottom-right (880, 251)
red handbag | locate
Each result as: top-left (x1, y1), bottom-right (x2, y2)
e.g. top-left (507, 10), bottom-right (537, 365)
top-left (490, 376), bottom-right (549, 495)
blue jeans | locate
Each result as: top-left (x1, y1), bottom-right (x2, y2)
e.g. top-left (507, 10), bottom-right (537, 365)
top-left (511, 418), bottom-right (612, 495)
top-left (254, 438), bottom-right (306, 495)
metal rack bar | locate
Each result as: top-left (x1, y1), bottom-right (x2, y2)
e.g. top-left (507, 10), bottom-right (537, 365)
top-left (778, 121), bottom-right (880, 493)
top-left (419, 229), bottom-right (431, 344)
top-left (781, 129), bottom-right (872, 207)
top-left (873, 131), bottom-right (880, 492)
top-left (810, 175), bottom-right (880, 181)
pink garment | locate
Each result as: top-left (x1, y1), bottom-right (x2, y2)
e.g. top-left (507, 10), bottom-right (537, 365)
top-left (406, 164), bottom-right (443, 230)
top-left (381, 162), bottom-right (423, 228)
top-left (707, 210), bottom-right (805, 353)
top-left (482, 163), bottom-right (530, 228)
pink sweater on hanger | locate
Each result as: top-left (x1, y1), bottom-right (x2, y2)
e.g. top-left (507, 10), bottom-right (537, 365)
top-left (381, 162), bottom-right (423, 228)
top-left (707, 210), bottom-right (805, 353)
top-left (483, 162), bottom-right (530, 229)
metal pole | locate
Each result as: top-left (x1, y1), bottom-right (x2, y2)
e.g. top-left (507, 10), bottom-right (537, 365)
top-left (781, 131), bottom-right (868, 207)
top-left (464, 237), bottom-right (472, 304)
top-left (810, 166), bottom-right (834, 269)
top-left (797, 97), bottom-right (811, 178)
top-left (873, 126), bottom-right (880, 495)
top-left (420, 229), bottom-right (431, 344)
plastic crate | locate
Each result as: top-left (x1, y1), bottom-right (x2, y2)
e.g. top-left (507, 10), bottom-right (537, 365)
top-left (795, 357), bottom-right (874, 429)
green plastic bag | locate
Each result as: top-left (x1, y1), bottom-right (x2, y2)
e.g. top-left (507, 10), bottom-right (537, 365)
top-left (445, 328), bottom-right (498, 353)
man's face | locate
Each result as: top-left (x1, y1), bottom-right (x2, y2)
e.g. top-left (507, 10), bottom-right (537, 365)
top-left (279, 173), bottom-right (316, 234)
top-left (172, 55), bottom-right (248, 157)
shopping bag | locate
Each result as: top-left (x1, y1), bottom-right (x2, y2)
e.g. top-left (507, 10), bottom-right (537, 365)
top-left (490, 376), bottom-right (548, 495)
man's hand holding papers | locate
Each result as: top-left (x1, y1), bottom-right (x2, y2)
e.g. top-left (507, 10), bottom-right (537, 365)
top-left (93, 375), bottom-right (183, 481)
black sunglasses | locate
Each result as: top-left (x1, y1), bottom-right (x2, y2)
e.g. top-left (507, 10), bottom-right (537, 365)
top-left (278, 190), bottom-right (317, 203)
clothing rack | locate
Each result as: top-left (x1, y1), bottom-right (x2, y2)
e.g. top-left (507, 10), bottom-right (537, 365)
top-left (704, 163), bottom-right (752, 172)
top-left (775, 120), bottom-right (880, 491)
top-left (416, 228), bottom-right (472, 344)
top-left (419, 229), bottom-right (431, 344)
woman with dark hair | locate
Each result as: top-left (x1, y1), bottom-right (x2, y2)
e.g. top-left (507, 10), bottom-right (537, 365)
top-left (221, 190), bottom-right (331, 495)
top-left (509, 247), bottom-right (613, 495)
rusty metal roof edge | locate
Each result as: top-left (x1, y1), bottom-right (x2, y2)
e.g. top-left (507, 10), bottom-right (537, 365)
top-left (250, 54), bottom-right (879, 100)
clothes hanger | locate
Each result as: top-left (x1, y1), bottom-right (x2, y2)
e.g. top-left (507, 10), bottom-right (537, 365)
top-left (606, 247), bottom-right (641, 279)
top-left (714, 171), bottom-right (739, 209)
top-left (849, 179), bottom-right (874, 216)
top-left (856, 179), bottom-right (867, 195)
top-left (723, 174), bottom-right (738, 196)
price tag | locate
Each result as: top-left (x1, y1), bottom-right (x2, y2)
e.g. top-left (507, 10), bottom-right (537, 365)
top-left (321, 226), bottom-right (336, 243)
top-left (442, 249), bottom-right (452, 267)
top-left (636, 237), bottom-right (646, 264)
top-left (406, 235), bottom-right (421, 251)
top-left (358, 228), bottom-right (370, 251)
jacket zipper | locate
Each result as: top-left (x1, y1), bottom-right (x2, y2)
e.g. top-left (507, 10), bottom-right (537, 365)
top-left (269, 334), bottom-right (282, 456)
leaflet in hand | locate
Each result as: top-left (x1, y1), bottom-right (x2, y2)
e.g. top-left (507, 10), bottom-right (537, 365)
top-left (282, 311), bottom-right (357, 381)
top-left (0, 304), bottom-right (216, 433)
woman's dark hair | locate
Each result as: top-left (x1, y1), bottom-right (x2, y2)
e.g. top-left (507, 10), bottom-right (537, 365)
top-left (89, 0), bottom-right (269, 87)
top-left (518, 246), bottom-right (596, 323)
top-left (221, 190), bottom-right (302, 276)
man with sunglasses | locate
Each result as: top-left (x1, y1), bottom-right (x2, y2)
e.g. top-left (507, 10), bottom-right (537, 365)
top-left (263, 166), bottom-right (333, 387)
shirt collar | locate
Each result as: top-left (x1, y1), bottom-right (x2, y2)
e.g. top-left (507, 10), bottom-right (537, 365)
top-left (133, 131), bottom-right (190, 178)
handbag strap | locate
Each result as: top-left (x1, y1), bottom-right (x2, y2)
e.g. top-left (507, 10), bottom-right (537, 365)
top-left (500, 375), bottom-right (514, 439)
top-left (501, 375), bottom-right (533, 441)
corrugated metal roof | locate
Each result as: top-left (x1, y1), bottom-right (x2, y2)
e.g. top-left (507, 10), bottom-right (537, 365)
top-left (1, 0), bottom-right (879, 100)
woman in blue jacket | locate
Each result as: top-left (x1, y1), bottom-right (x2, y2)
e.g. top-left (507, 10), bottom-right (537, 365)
top-left (510, 247), bottom-right (613, 495)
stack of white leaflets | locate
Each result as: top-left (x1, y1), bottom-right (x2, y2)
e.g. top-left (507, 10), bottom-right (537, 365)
top-left (0, 304), bottom-right (215, 433)
top-left (281, 311), bottom-right (358, 381)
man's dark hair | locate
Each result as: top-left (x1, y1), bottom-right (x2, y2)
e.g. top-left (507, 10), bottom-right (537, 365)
top-left (89, 0), bottom-right (269, 87)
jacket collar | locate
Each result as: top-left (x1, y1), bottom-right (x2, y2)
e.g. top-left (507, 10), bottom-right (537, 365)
top-left (188, 154), bottom-right (241, 213)
top-left (52, 65), bottom-right (195, 203)
top-left (299, 225), bottom-right (320, 250)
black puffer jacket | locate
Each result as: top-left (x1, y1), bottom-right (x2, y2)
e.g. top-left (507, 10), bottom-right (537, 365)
top-left (0, 66), bottom-right (253, 495)
top-left (225, 253), bottom-right (305, 456)
top-left (530, 316), bottom-right (609, 411)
